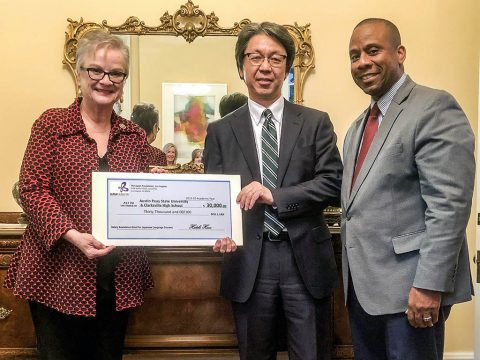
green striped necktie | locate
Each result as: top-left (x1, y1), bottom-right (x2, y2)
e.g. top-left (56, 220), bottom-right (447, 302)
top-left (261, 109), bottom-right (284, 236)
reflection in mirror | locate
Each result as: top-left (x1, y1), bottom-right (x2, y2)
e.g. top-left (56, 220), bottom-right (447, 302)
top-left (63, 1), bottom-right (314, 163)
top-left (124, 35), bottom-right (293, 161)
top-left (133, 35), bottom-right (241, 160)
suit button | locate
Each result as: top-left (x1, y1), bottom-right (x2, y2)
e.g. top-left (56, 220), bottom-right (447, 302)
top-left (346, 215), bottom-right (351, 221)
top-left (256, 234), bottom-right (261, 240)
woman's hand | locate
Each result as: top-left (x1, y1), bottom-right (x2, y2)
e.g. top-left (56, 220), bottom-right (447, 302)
top-left (213, 237), bottom-right (237, 253)
top-left (63, 229), bottom-right (115, 259)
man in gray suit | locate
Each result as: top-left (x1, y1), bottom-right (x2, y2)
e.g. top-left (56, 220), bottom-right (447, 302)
top-left (342, 18), bottom-right (475, 359)
top-left (205, 22), bottom-right (343, 359)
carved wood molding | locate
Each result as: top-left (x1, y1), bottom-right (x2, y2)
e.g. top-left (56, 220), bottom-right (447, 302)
top-left (0, 254), bottom-right (12, 268)
top-left (0, 239), bottom-right (22, 248)
top-left (125, 333), bottom-right (237, 348)
top-left (124, 334), bottom-right (353, 358)
top-left (0, 227), bottom-right (26, 238)
top-left (0, 307), bottom-right (13, 320)
top-left (123, 348), bottom-right (240, 357)
top-left (0, 349), bottom-right (37, 357)
top-left (180, 162), bottom-right (204, 174)
top-left (63, 0), bottom-right (315, 103)
top-left (146, 247), bottom-right (224, 263)
top-left (0, 212), bottom-right (23, 224)
top-left (333, 345), bottom-right (355, 358)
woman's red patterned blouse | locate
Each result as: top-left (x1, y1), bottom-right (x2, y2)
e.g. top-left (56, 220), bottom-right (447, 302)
top-left (146, 144), bottom-right (167, 166)
top-left (4, 98), bottom-right (154, 317)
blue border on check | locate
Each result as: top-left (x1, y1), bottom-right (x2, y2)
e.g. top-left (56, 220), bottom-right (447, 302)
top-left (105, 177), bottom-right (233, 241)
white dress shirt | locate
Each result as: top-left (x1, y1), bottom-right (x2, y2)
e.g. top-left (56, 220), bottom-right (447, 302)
top-left (248, 96), bottom-right (284, 179)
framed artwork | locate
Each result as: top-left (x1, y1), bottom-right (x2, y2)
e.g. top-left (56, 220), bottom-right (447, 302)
top-left (162, 83), bottom-right (227, 164)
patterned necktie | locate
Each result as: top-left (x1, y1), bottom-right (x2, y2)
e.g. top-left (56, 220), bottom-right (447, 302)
top-left (261, 109), bottom-right (284, 236)
top-left (351, 102), bottom-right (380, 188)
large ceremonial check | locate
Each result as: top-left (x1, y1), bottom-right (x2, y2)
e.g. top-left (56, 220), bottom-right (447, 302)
top-left (92, 172), bottom-right (243, 246)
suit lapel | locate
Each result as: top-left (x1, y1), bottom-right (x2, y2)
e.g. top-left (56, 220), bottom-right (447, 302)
top-left (278, 101), bottom-right (303, 185)
top-left (343, 110), bottom-right (368, 200)
top-left (229, 105), bottom-right (262, 181)
top-left (347, 76), bottom-right (416, 210)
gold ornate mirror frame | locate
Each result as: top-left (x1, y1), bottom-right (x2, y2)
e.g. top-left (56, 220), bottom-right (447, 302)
top-left (63, 0), bottom-right (315, 104)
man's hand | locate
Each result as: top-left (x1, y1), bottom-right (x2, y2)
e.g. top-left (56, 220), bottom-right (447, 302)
top-left (405, 287), bottom-right (441, 328)
top-left (63, 229), bottom-right (115, 259)
top-left (236, 181), bottom-right (274, 210)
top-left (213, 237), bottom-right (237, 253)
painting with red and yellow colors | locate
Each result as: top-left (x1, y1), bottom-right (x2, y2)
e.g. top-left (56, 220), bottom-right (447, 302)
top-left (174, 95), bottom-right (214, 143)
top-left (162, 83), bottom-right (227, 164)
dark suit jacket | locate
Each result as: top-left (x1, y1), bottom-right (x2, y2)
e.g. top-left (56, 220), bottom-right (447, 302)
top-left (204, 100), bottom-right (343, 302)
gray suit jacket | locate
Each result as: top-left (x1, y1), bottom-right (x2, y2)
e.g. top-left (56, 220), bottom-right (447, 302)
top-left (341, 76), bottom-right (475, 315)
top-left (204, 100), bottom-right (343, 302)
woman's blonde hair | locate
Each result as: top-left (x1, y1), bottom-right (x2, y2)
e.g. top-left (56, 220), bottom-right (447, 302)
top-left (76, 29), bottom-right (129, 74)
top-left (162, 143), bottom-right (178, 163)
top-left (191, 148), bottom-right (203, 162)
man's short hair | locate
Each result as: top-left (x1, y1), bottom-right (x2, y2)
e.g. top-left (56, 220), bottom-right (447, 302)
top-left (219, 92), bottom-right (248, 117)
top-left (235, 22), bottom-right (295, 77)
top-left (354, 18), bottom-right (402, 48)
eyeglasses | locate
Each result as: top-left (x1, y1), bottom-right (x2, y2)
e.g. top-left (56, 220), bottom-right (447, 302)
top-left (80, 67), bottom-right (127, 84)
top-left (244, 53), bottom-right (287, 68)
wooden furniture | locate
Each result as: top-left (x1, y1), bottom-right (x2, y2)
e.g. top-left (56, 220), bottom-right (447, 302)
top-left (0, 212), bottom-right (353, 359)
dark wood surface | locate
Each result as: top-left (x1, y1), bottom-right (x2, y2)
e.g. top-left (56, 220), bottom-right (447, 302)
top-left (0, 212), bottom-right (353, 359)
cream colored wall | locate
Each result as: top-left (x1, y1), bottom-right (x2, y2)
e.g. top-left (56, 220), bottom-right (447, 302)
top-left (136, 35), bottom-right (245, 151)
top-left (1, 0), bottom-right (478, 353)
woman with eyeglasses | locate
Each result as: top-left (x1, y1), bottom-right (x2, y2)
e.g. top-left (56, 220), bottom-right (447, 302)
top-left (4, 30), bottom-right (153, 360)
top-left (131, 102), bottom-right (167, 166)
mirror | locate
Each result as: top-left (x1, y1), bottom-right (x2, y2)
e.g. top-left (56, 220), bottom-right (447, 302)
top-left (63, 0), bottom-right (315, 163)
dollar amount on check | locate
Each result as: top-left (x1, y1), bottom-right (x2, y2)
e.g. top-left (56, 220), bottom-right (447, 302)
top-left (92, 172), bottom-right (242, 246)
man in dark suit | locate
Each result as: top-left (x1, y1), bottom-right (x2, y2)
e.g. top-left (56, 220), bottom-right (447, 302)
top-left (204, 22), bottom-right (343, 359)
top-left (342, 18), bottom-right (475, 359)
